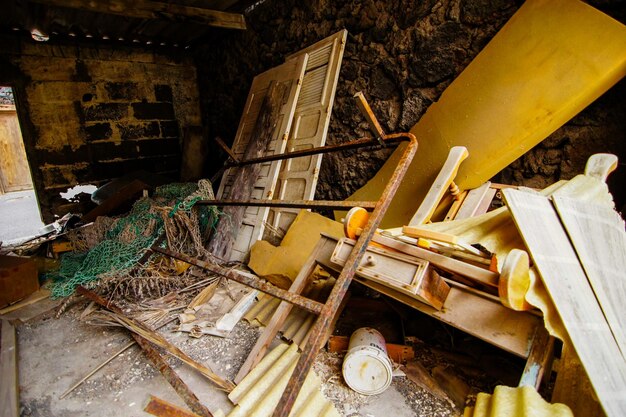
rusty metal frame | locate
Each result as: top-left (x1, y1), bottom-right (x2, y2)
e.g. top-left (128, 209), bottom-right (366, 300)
top-left (157, 94), bottom-right (419, 416)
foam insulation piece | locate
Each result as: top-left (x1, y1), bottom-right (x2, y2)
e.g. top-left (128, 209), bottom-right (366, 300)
top-left (248, 210), bottom-right (344, 283)
top-left (464, 385), bottom-right (573, 417)
top-left (226, 343), bottom-right (340, 417)
top-left (342, 0), bottom-right (626, 229)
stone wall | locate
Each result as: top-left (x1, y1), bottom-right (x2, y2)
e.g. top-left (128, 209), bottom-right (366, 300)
top-left (0, 36), bottom-right (202, 222)
top-left (196, 0), bottom-right (626, 211)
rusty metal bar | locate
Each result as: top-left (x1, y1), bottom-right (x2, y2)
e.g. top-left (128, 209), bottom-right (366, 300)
top-left (272, 131), bottom-right (419, 417)
top-left (196, 199), bottom-right (377, 211)
top-left (144, 395), bottom-right (203, 417)
top-left (225, 135), bottom-right (405, 168)
top-left (75, 287), bottom-right (213, 417)
top-left (151, 247), bottom-right (324, 315)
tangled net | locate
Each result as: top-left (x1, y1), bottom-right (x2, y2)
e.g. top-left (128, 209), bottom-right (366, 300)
top-left (48, 180), bottom-right (222, 300)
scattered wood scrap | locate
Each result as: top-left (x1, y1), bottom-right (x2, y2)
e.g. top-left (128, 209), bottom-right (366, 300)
top-left (0, 320), bottom-right (18, 417)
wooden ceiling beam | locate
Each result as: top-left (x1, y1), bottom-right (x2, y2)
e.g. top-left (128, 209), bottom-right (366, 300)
top-left (28, 0), bottom-right (246, 29)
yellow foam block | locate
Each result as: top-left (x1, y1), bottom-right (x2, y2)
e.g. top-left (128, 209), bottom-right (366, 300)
top-left (248, 210), bottom-right (344, 286)
top-left (465, 385), bottom-right (573, 417)
top-left (342, 0), bottom-right (626, 229)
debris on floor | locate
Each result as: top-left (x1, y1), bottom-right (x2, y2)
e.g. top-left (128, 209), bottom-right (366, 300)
top-left (2, 2), bottom-right (626, 416)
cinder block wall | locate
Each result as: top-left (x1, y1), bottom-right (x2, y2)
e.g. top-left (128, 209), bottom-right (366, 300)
top-left (0, 38), bottom-right (202, 222)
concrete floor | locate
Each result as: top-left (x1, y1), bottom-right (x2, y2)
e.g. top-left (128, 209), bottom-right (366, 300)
top-left (12, 298), bottom-right (453, 417)
top-left (0, 189), bottom-right (44, 244)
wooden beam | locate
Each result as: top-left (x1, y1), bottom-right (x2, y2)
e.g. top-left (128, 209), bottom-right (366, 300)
top-left (29, 0), bottom-right (246, 30)
top-left (503, 189), bottom-right (626, 417)
top-left (0, 320), bottom-right (18, 417)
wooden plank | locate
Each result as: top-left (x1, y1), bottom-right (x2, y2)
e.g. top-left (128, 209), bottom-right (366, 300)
top-left (216, 55), bottom-right (308, 261)
top-left (0, 320), bottom-right (18, 417)
top-left (234, 237), bottom-right (328, 383)
top-left (0, 288), bottom-right (49, 315)
top-left (315, 235), bottom-right (539, 358)
top-left (454, 182), bottom-right (494, 220)
top-left (402, 226), bottom-right (460, 245)
top-left (266, 30), bottom-right (347, 239)
top-left (0, 106), bottom-right (32, 192)
top-left (373, 233), bottom-right (499, 288)
top-left (330, 238), bottom-right (449, 310)
top-left (503, 189), bottom-right (626, 417)
top-left (519, 326), bottom-right (554, 389)
top-left (552, 196), bottom-right (626, 357)
top-left (409, 146), bottom-right (468, 226)
top-left (28, 0), bottom-right (246, 29)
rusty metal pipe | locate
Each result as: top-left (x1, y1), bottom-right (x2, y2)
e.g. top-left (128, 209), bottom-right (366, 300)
top-left (225, 135), bottom-right (406, 168)
top-left (151, 247), bottom-right (324, 315)
top-left (195, 199), bottom-right (377, 211)
top-left (271, 132), bottom-right (418, 417)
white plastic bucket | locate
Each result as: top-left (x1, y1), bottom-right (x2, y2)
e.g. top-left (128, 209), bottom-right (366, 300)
top-left (342, 327), bottom-right (393, 395)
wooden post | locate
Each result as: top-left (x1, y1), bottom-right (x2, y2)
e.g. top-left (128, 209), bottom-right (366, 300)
top-left (208, 81), bottom-right (286, 260)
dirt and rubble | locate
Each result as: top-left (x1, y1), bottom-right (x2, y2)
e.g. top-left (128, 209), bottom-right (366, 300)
top-left (15, 281), bottom-right (514, 417)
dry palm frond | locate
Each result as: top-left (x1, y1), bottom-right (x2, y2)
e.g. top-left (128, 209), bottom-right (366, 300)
top-left (98, 309), bottom-right (235, 391)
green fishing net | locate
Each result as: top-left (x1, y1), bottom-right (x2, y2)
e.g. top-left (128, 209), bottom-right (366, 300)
top-left (48, 180), bottom-right (220, 298)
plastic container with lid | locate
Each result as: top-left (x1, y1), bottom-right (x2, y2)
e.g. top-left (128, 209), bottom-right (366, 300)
top-left (342, 327), bottom-right (393, 395)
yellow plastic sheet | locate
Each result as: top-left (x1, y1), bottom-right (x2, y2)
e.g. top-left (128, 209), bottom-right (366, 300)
top-left (343, 0), bottom-right (626, 229)
top-left (464, 385), bottom-right (573, 417)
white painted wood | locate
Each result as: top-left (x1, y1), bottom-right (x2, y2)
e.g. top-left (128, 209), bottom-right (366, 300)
top-left (312, 235), bottom-right (539, 358)
top-left (552, 196), bottom-right (626, 358)
top-left (503, 189), bottom-right (626, 417)
top-left (330, 238), bottom-right (450, 309)
top-left (217, 55), bottom-right (308, 261)
top-left (455, 181), bottom-right (494, 220)
top-left (265, 30), bottom-right (348, 239)
top-left (409, 146), bottom-right (468, 225)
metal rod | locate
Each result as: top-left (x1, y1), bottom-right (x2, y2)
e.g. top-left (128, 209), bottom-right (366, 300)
top-left (225, 135), bottom-right (406, 168)
top-left (196, 199), bottom-right (377, 210)
top-left (75, 287), bottom-right (213, 417)
top-left (272, 132), bottom-right (419, 417)
top-left (151, 247), bottom-right (324, 315)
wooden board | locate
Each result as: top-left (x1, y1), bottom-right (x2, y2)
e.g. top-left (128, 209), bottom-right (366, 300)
top-left (342, 0), bottom-right (626, 229)
top-left (409, 146), bottom-right (468, 225)
top-left (217, 55), bottom-right (308, 261)
top-left (373, 233), bottom-right (499, 288)
top-left (0, 105), bottom-right (32, 193)
top-left (455, 182), bottom-right (496, 220)
top-left (265, 30), bottom-right (347, 239)
top-left (552, 196), bottom-right (626, 357)
top-left (503, 189), bottom-right (626, 416)
top-left (0, 320), bottom-right (18, 417)
top-left (331, 237), bottom-right (449, 310)
top-left (315, 235), bottom-right (540, 358)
